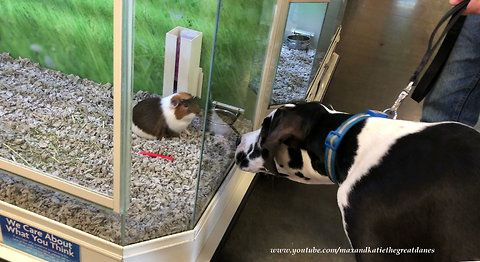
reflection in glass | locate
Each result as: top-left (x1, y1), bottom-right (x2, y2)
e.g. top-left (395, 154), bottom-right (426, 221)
top-left (270, 2), bottom-right (328, 105)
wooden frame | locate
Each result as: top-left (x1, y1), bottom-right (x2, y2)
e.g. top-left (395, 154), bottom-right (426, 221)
top-left (0, 160), bottom-right (113, 207)
top-left (112, 0), bottom-right (134, 213)
top-left (306, 27), bottom-right (341, 101)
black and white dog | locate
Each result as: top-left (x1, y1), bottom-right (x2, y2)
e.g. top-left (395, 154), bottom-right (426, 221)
top-left (235, 102), bottom-right (480, 262)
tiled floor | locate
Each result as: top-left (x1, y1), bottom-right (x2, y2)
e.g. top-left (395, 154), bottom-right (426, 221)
top-left (213, 0), bottom-right (453, 261)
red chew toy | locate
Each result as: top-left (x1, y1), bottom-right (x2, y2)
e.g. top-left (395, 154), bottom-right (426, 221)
top-left (135, 151), bottom-right (174, 162)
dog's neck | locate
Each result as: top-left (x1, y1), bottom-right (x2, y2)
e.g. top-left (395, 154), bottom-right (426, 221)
top-left (305, 113), bottom-right (365, 184)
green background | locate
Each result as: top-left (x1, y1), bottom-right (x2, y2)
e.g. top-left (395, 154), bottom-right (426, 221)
top-left (0, 0), bottom-right (276, 119)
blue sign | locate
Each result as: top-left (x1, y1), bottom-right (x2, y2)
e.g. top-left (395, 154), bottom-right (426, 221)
top-left (0, 215), bottom-right (80, 262)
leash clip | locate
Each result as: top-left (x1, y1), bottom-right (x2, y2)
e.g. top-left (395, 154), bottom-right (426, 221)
top-left (383, 81), bottom-right (415, 119)
top-left (385, 0), bottom-right (469, 114)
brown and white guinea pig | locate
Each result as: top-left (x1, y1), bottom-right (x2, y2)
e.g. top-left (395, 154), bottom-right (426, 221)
top-left (132, 92), bottom-right (200, 139)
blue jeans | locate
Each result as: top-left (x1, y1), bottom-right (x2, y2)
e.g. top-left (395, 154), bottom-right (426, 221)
top-left (421, 14), bottom-right (480, 127)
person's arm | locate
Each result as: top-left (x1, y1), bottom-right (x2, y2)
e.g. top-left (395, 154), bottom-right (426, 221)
top-left (450, 0), bottom-right (480, 14)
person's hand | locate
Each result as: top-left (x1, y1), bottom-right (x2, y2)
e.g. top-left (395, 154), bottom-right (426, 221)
top-left (450, 0), bottom-right (480, 14)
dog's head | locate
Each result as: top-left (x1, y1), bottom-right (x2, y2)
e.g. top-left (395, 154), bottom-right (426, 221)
top-left (235, 102), bottom-right (338, 184)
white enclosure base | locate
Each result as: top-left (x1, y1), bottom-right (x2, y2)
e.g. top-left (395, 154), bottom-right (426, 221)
top-left (0, 244), bottom-right (46, 262)
top-left (0, 168), bottom-right (255, 262)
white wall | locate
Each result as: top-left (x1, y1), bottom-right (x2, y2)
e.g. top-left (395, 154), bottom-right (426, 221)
top-left (283, 2), bottom-right (328, 49)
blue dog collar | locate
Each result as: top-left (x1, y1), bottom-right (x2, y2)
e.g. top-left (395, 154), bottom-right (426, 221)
top-left (325, 110), bottom-right (388, 184)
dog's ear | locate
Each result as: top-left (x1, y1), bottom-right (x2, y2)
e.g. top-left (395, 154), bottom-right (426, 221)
top-left (261, 109), bottom-right (305, 174)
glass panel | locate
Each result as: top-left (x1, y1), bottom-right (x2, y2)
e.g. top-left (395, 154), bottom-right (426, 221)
top-left (0, 1), bottom-right (115, 195)
top-left (125, 0), bottom-right (219, 244)
top-left (270, 2), bottom-right (328, 105)
top-left (193, 0), bottom-right (276, 223)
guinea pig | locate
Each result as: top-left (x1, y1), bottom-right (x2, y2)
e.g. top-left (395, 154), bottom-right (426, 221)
top-left (132, 92), bottom-right (200, 139)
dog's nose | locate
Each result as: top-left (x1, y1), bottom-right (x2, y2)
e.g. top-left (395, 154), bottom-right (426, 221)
top-left (235, 136), bottom-right (242, 147)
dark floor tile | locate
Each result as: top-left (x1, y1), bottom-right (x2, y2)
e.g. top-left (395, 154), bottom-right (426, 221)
top-left (213, 175), bottom-right (355, 262)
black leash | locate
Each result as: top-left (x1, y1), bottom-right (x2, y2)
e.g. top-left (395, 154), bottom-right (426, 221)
top-left (411, 15), bottom-right (466, 102)
top-left (384, 0), bottom-right (470, 118)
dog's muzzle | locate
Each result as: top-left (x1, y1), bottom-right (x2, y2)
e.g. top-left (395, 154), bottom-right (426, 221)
top-left (235, 130), bottom-right (267, 173)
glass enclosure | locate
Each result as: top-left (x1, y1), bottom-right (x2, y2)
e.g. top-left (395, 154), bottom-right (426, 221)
top-left (271, 2), bottom-right (328, 105)
top-left (0, 0), bottom-right (344, 246)
top-left (255, 0), bottom-right (347, 126)
top-left (0, 0), bottom-right (257, 245)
